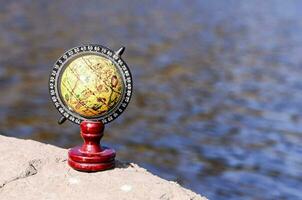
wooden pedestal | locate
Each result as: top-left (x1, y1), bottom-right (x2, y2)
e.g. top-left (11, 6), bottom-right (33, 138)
top-left (68, 121), bottom-right (115, 172)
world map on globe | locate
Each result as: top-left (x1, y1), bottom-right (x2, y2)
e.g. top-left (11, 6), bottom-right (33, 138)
top-left (59, 54), bottom-right (124, 118)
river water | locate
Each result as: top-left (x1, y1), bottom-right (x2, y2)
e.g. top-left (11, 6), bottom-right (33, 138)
top-left (0, 1), bottom-right (301, 199)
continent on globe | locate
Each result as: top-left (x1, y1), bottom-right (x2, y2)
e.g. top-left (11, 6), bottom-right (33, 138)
top-left (59, 54), bottom-right (124, 118)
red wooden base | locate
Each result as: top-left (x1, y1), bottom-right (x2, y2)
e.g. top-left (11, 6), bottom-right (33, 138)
top-left (68, 121), bottom-right (116, 172)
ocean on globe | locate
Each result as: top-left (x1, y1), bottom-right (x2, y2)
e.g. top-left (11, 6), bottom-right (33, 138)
top-left (59, 54), bottom-right (124, 118)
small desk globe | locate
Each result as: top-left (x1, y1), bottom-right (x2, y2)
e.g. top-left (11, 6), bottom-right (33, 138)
top-left (49, 44), bottom-right (132, 172)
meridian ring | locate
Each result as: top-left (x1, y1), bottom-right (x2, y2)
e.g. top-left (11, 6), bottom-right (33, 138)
top-left (49, 44), bottom-right (132, 125)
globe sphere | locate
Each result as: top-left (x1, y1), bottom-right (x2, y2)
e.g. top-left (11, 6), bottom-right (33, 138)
top-left (59, 54), bottom-right (124, 118)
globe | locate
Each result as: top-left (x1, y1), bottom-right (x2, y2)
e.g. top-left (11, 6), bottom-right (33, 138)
top-left (59, 54), bottom-right (124, 118)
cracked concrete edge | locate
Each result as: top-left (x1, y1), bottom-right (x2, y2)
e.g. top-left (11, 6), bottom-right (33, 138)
top-left (0, 159), bottom-right (39, 190)
top-left (0, 135), bottom-right (208, 200)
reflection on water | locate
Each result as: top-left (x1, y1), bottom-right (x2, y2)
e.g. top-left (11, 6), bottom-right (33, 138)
top-left (0, 0), bottom-right (302, 199)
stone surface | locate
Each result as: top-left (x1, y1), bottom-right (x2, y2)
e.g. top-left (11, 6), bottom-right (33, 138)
top-left (0, 136), bottom-right (207, 200)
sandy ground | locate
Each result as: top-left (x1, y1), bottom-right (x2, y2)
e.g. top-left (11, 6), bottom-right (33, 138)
top-left (0, 135), bottom-right (207, 200)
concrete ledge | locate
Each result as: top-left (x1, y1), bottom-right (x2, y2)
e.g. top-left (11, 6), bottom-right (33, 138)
top-left (0, 135), bottom-right (207, 200)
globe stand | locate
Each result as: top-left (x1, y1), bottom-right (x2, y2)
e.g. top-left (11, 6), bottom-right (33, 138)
top-left (68, 121), bottom-right (115, 172)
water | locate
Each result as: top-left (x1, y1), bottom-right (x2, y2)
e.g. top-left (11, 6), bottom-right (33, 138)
top-left (0, 0), bottom-right (302, 199)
